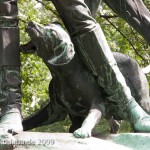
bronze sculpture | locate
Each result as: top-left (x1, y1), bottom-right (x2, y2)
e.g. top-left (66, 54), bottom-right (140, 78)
top-left (0, 0), bottom-right (150, 139)
top-left (103, 0), bottom-right (150, 44)
top-left (0, 0), bottom-right (23, 137)
top-left (23, 21), bottom-right (150, 138)
top-left (50, 0), bottom-right (150, 135)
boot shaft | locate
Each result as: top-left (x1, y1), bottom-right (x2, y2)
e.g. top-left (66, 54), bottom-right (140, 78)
top-left (0, 0), bottom-right (20, 66)
top-left (0, 0), bottom-right (22, 115)
top-left (0, 66), bottom-right (22, 115)
top-left (0, 27), bottom-right (20, 66)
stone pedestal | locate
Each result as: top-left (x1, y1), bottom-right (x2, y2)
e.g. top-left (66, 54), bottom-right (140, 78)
top-left (0, 132), bottom-right (150, 150)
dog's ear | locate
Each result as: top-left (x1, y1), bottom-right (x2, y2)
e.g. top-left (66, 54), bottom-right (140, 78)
top-left (47, 42), bottom-right (75, 66)
top-left (52, 21), bottom-right (62, 26)
top-left (45, 22), bottom-right (62, 27)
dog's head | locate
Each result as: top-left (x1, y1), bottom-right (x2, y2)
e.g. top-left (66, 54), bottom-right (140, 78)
top-left (26, 21), bottom-right (75, 66)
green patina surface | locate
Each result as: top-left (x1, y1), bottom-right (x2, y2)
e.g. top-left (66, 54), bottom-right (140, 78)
top-left (112, 133), bottom-right (150, 150)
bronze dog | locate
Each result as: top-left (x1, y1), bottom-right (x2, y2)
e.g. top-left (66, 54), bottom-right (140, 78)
top-left (22, 21), bottom-right (150, 138)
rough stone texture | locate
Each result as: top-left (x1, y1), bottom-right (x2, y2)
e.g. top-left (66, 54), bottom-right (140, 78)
top-left (0, 132), bottom-right (150, 150)
top-left (95, 133), bottom-right (150, 150)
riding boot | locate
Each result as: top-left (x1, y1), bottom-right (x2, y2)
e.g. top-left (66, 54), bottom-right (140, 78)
top-left (0, 27), bottom-right (23, 134)
top-left (73, 24), bottom-right (150, 132)
top-left (0, 0), bottom-right (23, 134)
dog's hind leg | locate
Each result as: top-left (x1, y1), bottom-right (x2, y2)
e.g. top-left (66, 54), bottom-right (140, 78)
top-left (109, 117), bottom-right (121, 133)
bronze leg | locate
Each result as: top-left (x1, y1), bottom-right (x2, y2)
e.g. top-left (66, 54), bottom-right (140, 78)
top-left (0, 0), bottom-right (23, 136)
top-left (51, 0), bottom-right (150, 134)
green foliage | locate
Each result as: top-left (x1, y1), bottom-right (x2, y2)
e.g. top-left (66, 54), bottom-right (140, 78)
top-left (18, 0), bottom-right (150, 133)
top-left (96, 3), bottom-right (150, 66)
top-left (21, 54), bottom-right (51, 117)
top-left (18, 0), bottom-right (57, 117)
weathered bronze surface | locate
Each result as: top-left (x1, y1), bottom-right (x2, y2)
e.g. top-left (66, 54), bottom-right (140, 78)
top-left (23, 21), bottom-right (150, 138)
top-left (104, 0), bottom-right (150, 44)
top-left (0, 0), bottom-right (150, 140)
top-left (50, 0), bottom-right (150, 134)
top-left (0, 0), bottom-right (23, 139)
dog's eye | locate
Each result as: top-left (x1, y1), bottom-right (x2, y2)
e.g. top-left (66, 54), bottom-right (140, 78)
top-left (51, 31), bottom-right (57, 36)
top-left (46, 30), bottom-right (57, 38)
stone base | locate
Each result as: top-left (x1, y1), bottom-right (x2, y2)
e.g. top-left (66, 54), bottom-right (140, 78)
top-left (0, 132), bottom-right (150, 150)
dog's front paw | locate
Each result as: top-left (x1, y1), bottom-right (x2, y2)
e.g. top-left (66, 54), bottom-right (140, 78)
top-left (73, 127), bottom-right (92, 138)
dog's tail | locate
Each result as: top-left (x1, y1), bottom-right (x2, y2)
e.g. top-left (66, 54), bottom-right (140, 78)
top-left (23, 101), bottom-right (67, 131)
top-left (23, 103), bottom-right (51, 131)
top-left (142, 65), bottom-right (150, 74)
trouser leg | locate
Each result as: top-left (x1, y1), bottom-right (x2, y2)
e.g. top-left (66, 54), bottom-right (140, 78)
top-left (103, 0), bottom-right (150, 44)
top-left (0, 0), bottom-right (23, 134)
top-left (84, 0), bottom-right (102, 17)
top-left (52, 0), bottom-right (150, 132)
